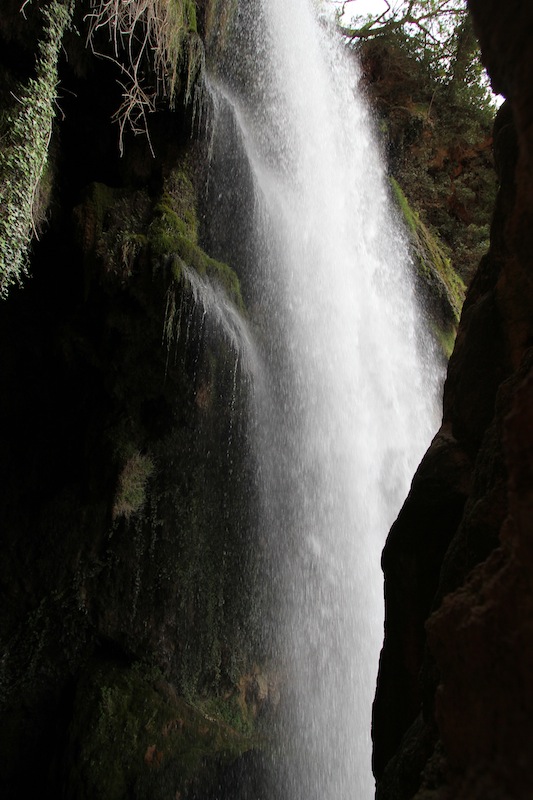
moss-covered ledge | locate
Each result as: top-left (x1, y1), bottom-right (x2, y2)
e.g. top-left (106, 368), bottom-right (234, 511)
top-left (391, 177), bottom-right (466, 359)
top-left (75, 163), bottom-right (244, 311)
top-left (148, 170), bottom-right (244, 311)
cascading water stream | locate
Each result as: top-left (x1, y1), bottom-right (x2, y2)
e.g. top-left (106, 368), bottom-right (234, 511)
top-left (203, 0), bottom-right (443, 797)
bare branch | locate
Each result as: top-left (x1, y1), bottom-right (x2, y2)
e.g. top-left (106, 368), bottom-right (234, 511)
top-left (84, 0), bottom-right (199, 154)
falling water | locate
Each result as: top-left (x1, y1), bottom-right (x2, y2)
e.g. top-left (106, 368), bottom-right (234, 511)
top-left (203, 0), bottom-right (442, 797)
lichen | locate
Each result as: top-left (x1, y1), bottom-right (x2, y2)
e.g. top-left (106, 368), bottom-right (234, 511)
top-left (0, 0), bottom-right (74, 298)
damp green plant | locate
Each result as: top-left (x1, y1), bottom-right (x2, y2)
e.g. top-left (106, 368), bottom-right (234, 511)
top-left (147, 167), bottom-right (245, 310)
top-left (391, 177), bottom-right (465, 318)
top-left (0, 0), bottom-right (74, 298)
top-left (113, 450), bottom-right (155, 520)
top-left (69, 660), bottom-right (259, 800)
top-left (85, 0), bottom-right (203, 154)
top-left (390, 176), bottom-right (465, 357)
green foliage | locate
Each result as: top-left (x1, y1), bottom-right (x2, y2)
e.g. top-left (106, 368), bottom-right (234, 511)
top-left (391, 177), bottom-right (465, 314)
top-left (194, 693), bottom-right (255, 737)
top-left (355, 10), bottom-right (496, 286)
top-left (184, 0), bottom-right (198, 33)
top-left (339, 0), bottom-right (494, 112)
top-left (0, 1), bottom-right (205, 296)
top-left (76, 166), bottom-right (243, 310)
top-left (391, 177), bottom-right (465, 355)
top-left (113, 451), bottom-right (155, 520)
top-left (75, 181), bottom-right (152, 285)
top-left (67, 660), bottom-right (257, 800)
top-left (0, 0), bottom-right (73, 298)
top-left (146, 170), bottom-right (244, 310)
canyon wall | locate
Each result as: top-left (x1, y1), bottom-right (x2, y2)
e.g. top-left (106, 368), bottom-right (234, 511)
top-left (372, 2), bottom-right (533, 797)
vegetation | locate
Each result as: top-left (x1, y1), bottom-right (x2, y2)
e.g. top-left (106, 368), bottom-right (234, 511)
top-left (67, 659), bottom-right (259, 800)
top-left (76, 166), bottom-right (243, 309)
top-left (0, 1), bottom-right (204, 300)
top-left (0, 0), bottom-right (74, 297)
top-left (113, 451), bottom-right (155, 520)
top-left (390, 177), bottom-right (465, 356)
top-left (336, 0), bottom-right (497, 350)
top-left (85, 0), bottom-right (203, 154)
top-left (337, 0), bottom-right (490, 108)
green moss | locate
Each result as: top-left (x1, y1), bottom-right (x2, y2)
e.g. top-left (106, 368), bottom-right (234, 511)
top-left (391, 176), bottom-right (466, 324)
top-left (441, 328), bottom-right (457, 361)
top-left (76, 182), bottom-right (152, 283)
top-left (76, 163), bottom-right (243, 312)
top-left (184, 0), bottom-right (198, 33)
top-left (148, 171), bottom-right (244, 311)
top-left (160, 0), bottom-right (203, 107)
top-left (194, 694), bottom-right (255, 737)
top-left (0, 0), bottom-right (74, 297)
top-left (113, 451), bottom-right (155, 520)
top-left (159, 168), bottom-right (199, 240)
top-left (67, 660), bottom-right (258, 800)
top-left (391, 176), bottom-right (418, 237)
top-left (434, 323), bottom-right (458, 361)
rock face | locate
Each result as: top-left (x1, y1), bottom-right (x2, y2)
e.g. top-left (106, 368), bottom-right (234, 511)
top-left (0, 2), bottom-right (266, 798)
top-left (372, 2), bottom-right (533, 798)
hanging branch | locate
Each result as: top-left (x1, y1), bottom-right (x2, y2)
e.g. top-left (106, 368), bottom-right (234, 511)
top-left (84, 0), bottom-right (200, 155)
top-left (338, 0), bottom-right (466, 48)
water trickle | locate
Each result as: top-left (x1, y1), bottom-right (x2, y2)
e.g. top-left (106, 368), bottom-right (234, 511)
top-left (163, 263), bottom-right (260, 382)
top-left (205, 1), bottom-right (443, 797)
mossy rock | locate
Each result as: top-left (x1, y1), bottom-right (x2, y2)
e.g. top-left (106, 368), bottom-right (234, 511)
top-left (75, 164), bottom-right (244, 312)
top-left (390, 177), bottom-right (465, 357)
top-left (148, 168), bottom-right (244, 310)
top-left (65, 658), bottom-right (260, 800)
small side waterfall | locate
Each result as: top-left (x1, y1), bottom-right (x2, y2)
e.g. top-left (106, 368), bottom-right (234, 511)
top-left (203, 0), bottom-right (442, 797)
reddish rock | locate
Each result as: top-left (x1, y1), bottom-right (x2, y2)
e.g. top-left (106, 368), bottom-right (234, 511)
top-left (373, 3), bottom-right (533, 797)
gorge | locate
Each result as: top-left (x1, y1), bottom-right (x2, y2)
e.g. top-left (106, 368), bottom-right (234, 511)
top-left (1, 1), bottom-right (533, 800)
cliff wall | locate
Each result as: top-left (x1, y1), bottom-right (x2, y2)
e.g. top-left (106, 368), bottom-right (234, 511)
top-left (0, 3), bottom-right (270, 798)
top-left (373, 2), bottom-right (533, 797)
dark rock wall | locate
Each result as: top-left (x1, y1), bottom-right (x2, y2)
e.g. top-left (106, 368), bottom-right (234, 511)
top-left (373, 2), bottom-right (533, 798)
top-left (0, 2), bottom-right (267, 798)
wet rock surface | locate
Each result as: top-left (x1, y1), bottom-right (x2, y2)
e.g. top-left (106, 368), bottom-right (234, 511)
top-left (373, 3), bottom-right (533, 797)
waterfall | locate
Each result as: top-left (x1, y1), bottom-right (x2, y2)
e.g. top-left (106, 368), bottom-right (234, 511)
top-left (203, 0), bottom-right (442, 797)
